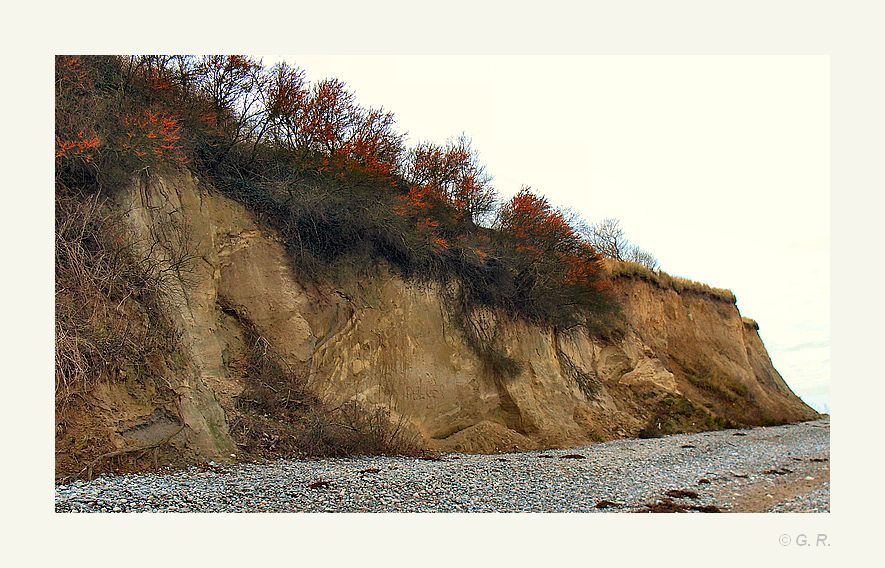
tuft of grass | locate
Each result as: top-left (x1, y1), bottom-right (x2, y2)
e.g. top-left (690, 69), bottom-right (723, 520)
top-left (741, 316), bottom-right (759, 330)
top-left (604, 259), bottom-right (736, 304)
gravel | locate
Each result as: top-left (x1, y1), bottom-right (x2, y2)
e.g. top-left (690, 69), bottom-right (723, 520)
top-left (55, 418), bottom-right (829, 513)
top-left (768, 482), bottom-right (830, 513)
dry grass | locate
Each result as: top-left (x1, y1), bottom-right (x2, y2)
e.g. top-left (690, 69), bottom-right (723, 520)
top-left (604, 260), bottom-right (736, 304)
top-left (55, 188), bottom-right (186, 407)
top-left (741, 316), bottom-right (759, 330)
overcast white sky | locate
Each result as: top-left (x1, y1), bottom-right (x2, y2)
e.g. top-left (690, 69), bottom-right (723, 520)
top-left (267, 55), bottom-right (830, 412)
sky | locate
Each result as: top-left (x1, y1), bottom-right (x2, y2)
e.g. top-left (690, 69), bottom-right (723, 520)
top-left (266, 55), bottom-right (830, 412)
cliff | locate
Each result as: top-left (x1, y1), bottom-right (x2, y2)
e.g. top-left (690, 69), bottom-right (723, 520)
top-left (54, 168), bottom-right (817, 477)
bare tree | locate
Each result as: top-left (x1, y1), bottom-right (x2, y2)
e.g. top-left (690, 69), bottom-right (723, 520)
top-left (626, 245), bottom-right (659, 271)
top-left (583, 217), bottom-right (659, 270)
top-left (585, 217), bottom-right (630, 261)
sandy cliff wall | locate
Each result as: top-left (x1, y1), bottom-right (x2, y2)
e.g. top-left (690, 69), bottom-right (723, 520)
top-left (55, 169), bottom-right (817, 476)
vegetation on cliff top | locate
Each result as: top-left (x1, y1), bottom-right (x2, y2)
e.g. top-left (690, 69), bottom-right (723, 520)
top-left (55, 55), bottom-right (627, 384)
top-left (54, 55), bottom-right (736, 401)
top-left (604, 259), bottom-right (737, 304)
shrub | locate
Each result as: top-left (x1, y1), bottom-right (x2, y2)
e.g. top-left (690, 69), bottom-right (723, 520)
top-left (299, 402), bottom-right (421, 458)
top-left (402, 135), bottom-right (497, 228)
top-left (495, 187), bottom-right (622, 333)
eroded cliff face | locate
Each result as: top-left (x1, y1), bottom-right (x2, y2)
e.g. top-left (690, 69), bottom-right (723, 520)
top-left (55, 168), bottom-right (817, 476)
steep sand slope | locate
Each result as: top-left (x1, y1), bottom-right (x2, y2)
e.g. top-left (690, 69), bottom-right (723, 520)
top-left (55, 168), bottom-right (817, 477)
